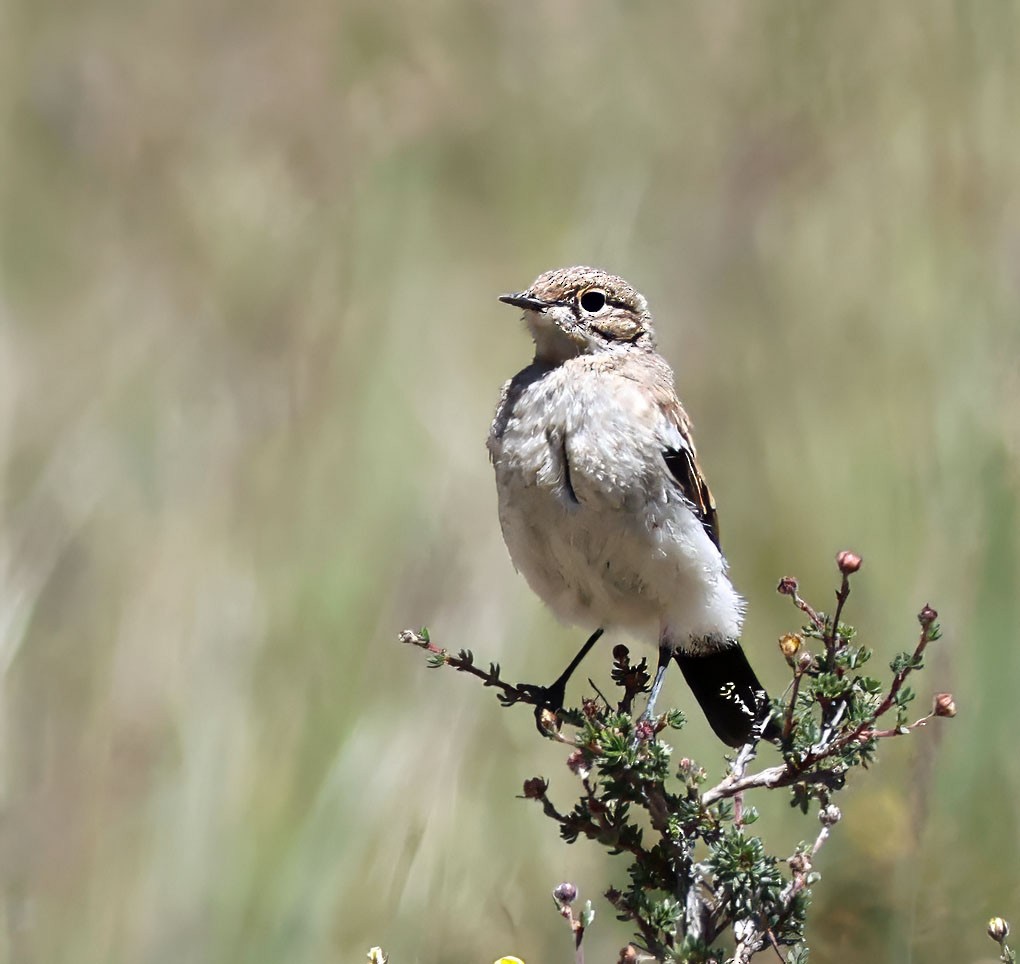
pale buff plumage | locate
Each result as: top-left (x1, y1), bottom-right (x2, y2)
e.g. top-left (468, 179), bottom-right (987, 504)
top-left (488, 266), bottom-right (768, 746)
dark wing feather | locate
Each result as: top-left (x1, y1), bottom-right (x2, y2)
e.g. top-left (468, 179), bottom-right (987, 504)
top-left (662, 443), bottom-right (720, 549)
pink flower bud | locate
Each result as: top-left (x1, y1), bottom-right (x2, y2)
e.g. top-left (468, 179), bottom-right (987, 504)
top-left (836, 550), bottom-right (862, 574)
top-left (918, 604), bottom-right (938, 628)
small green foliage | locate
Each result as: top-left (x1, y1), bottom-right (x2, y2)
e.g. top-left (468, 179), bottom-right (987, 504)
top-left (709, 829), bottom-right (789, 926)
top-left (788, 943), bottom-right (811, 963)
top-left (890, 650), bottom-right (924, 674)
top-left (646, 897), bottom-right (681, 937)
top-left (664, 708), bottom-right (686, 730)
top-left (834, 622), bottom-right (857, 643)
top-left (403, 557), bottom-right (950, 960)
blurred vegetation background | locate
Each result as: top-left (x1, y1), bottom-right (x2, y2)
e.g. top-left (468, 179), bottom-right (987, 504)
top-left (1, 1), bottom-right (1018, 961)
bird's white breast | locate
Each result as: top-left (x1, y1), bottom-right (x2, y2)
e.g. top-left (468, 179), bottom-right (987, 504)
top-left (488, 361), bottom-right (744, 648)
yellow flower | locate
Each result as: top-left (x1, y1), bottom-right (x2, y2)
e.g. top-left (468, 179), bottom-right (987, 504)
top-left (778, 633), bottom-right (802, 660)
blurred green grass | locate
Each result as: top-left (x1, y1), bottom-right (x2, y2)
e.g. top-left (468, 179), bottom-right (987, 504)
top-left (1, 1), bottom-right (1019, 961)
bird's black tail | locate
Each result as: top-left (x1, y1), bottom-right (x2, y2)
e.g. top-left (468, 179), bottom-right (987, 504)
top-left (674, 644), bottom-right (773, 747)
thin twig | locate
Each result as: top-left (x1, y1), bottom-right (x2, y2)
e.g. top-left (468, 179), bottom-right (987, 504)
top-left (777, 578), bottom-right (825, 633)
top-left (399, 629), bottom-right (549, 708)
top-left (826, 616), bottom-right (936, 752)
top-left (826, 571), bottom-right (852, 663)
top-left (864, 711), bottom-right (935, 739)
top-left (783, 663), bottom-right (807, 740)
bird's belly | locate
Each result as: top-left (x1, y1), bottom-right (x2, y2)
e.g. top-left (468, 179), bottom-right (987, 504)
top-left (497, 480), bottom-right (712, 639)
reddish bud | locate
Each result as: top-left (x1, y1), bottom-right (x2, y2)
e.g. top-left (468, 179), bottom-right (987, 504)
top-left (918, 603), bottom-right (938, 628)
top-left (933, 693), bottom-right (957, 718)
top-left (777, 576), bottom-right (799, 596)
top-left (836, 550), bottom-right (862, 575)
top-left (612, 644), bottom-right (630, 661)
top-left (634, 719), bottom-right (656, 742)
top-left (617, 946), bottom-right (639, 964)
top-left (678, 757), bottom-right (707, 783)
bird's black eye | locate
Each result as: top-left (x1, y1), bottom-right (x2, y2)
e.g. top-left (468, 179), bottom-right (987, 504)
top-left (579, 289), bottom-right (607, 313)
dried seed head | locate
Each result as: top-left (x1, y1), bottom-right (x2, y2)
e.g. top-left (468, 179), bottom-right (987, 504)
top-left (522, 777), bottom-right (549, 800)
top-left (933, 693), bottom-right (957, 718)
top-left (819, 804), bottom-right (842, 827)
top-left (777, 576), bottom-right (799, 596)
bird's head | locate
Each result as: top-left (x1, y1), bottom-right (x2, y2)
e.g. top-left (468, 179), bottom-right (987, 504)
top-left (499, 266), bottom-right (656, 364)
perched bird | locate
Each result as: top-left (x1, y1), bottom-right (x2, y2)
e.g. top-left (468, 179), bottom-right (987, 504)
top-left (487, 266), bottom-right (770, 746)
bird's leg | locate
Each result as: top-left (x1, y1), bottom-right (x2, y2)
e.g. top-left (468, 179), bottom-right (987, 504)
top-left (525, 627), bottom-right (604, 731)
top-left (638, 643), bottom-right (673, 724)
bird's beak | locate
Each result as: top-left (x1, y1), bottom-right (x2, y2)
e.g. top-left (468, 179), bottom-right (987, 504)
top-left (499, 292), bottom-right (549, 311)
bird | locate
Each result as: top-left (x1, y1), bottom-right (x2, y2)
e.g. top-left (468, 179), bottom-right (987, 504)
top-left (487, 265), bottom-right (770, 747)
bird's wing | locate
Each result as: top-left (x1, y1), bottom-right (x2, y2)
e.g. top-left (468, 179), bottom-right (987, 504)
top-left (661, 429), bottom-right (720, 550)
top-left (647, 372), bottom-right (722, 551)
